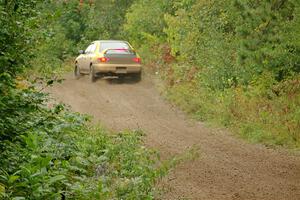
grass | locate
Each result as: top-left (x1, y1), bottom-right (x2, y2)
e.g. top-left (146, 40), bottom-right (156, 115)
top-left (164, 75), bottom-right (300, 149)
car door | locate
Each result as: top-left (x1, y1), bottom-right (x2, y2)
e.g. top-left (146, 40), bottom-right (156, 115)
top-left (85, 43), bottom-right (97, 69)
top-left (77, 52), bottom-right (86, 69)
top-left (81, 44), bottom-right (93, 72)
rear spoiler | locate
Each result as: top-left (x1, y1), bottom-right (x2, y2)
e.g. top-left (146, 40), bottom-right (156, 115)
top-left (102, 48), bottom-right (136, 54)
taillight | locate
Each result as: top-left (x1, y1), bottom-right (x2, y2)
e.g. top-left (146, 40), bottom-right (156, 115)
top-left (98, 57), bottom-right (109, 62)
top-left (132, 57), bottom-right (141, 63)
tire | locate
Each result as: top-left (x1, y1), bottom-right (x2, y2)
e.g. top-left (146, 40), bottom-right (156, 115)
top-left (132, 72), bottom-right (141, 82)
top-left (74, 64), bottom-right (82, 79)
top-left (89, 65), bottom-right (96, 82)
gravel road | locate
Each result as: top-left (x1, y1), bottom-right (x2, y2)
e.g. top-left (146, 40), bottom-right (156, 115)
top-left (49, 73), bottom-right (300, 200)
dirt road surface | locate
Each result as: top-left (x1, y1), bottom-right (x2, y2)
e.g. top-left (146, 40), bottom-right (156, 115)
top-left (49, 73), bottom-right (300, 200)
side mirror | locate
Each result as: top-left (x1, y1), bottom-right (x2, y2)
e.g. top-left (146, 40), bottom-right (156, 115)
top-left (79, 50), bottom-right (85, 54)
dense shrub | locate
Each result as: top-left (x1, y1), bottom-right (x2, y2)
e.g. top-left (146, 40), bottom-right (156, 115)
top-left (0, 0), bottom-right (43, 75)
top-left (0, 1), bottom-right (165, 199)
top-left (123, 0), bottom-right (300, 148)
top-left (0, 83), bottom-right (162, 199)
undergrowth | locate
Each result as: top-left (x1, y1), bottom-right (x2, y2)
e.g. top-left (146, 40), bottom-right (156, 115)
top-left (164, 68), bottom-right (300, 149)
top-left (0, 76), bottom-right (167, 199)
top-left (122, 0), bottom-right (300, 149)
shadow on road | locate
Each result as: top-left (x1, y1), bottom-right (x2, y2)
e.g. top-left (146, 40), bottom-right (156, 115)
top-left (103, 76), bottom-right (141, 85)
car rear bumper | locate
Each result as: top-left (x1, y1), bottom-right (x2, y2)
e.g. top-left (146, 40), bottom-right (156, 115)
top-left (93, 63), bottom-right (142, 74)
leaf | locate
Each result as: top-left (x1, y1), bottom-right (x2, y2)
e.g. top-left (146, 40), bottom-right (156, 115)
top-left (49, 175), bottom-right (66, 184)
top-left (0, 183), bottom-right (5, 195)
top-left (37, 156), bottom-right (52, 168)
top-left (8, 175), bottom-right (20, 184)
top-left (12, 197), bottom-right (25, 200)
top-left (54, 104), bottom-right (64, 114)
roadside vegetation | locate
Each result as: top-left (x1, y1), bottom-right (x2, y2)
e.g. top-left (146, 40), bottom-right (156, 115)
top-left (0, 1), bottom-right (164, 199)
top-left (123, 0), bottom-right (300, 148)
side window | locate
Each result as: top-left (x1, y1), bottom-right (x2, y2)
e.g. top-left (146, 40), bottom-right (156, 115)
top-left (89, 44), bottom-right (97, 53)
top-left (85, 45), bottom-right (92, 54)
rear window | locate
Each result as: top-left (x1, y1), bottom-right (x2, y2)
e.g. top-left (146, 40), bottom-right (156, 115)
top-left (99, 42), bottom-right (133, 54)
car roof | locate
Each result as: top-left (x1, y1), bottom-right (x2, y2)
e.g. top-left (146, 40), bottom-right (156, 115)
top-left (93, 40), bottom-right (128, 43)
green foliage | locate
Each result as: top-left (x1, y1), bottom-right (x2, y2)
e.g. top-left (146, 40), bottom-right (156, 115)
top-left (123, 0), bottom-right (300, 148)
top-left (86, 0), bottom-right (135, 41)
top-left (0, 74), bottom-right (164, 199)
top-left (0, 0), bottom-right (42, 75)
top-left (164, 0), bottom-right (300, 89)
top-left (234, 0), bottom-right (300, 82)
top-left (166, 74), bottom-right (300, 148)
top-left (164, 0), bottom-right (238, 89)
top-left (28, 1), bottom-right (89, 76)
top-left (27, 0), bottom-right (135, 76)
top-left (124, 0), bottom-right (170, 46)
top-left (123, 0), bottom-right (176, 69)
top-left (0, 1), bottom-right (166, 199)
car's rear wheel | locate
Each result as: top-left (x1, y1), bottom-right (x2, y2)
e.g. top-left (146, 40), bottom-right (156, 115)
top-left (74, 64), bottom-right (82, 79)
top-left (89, 66), bottom-right (96, 82)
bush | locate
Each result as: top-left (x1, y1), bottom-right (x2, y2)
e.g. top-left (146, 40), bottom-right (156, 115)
top-left (0, 79), bottom-right (164, 199)
top-left (1, 1), bottom-right (171, 199)
top-left (123, 0), bottom-right (300, 148)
